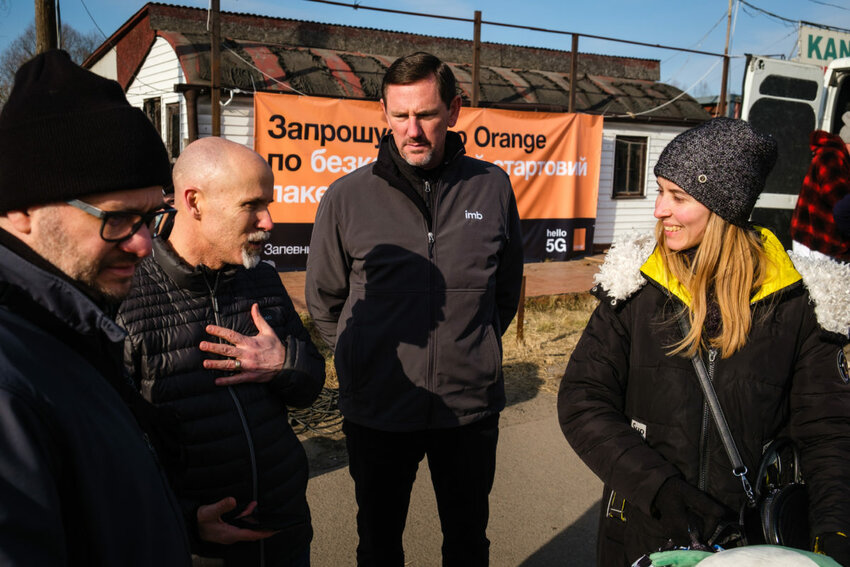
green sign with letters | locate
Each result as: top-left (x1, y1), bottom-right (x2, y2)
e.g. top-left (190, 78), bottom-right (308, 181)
top-left (797, 24), bottom-right (850, 65)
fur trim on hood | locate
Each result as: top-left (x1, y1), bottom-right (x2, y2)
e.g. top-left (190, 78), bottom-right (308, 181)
top-left (593, 231), bottom-right (850, 337)
top-left (788, 251), bottom-right (850, 337)
top-left (591, 231), bottom-right (654, 305)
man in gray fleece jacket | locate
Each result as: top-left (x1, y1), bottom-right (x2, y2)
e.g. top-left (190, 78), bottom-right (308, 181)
top-left (306, 51), bottom-right (524, 567)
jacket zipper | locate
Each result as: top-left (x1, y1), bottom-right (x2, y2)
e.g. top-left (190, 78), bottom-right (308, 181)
top-left (425, 179), bottom-right (433, 216)
top-left (424, 181), bottom-right (435, 252)
top-left (424, 180), bottom-right (436, 395)
top-left (697, 348), bottom-right (718, 491)
top-left (207, 273), bottom-right (260, 511)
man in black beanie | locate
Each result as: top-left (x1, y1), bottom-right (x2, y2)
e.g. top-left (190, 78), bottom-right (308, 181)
top-left (0, 50), bottom-right (191, 566)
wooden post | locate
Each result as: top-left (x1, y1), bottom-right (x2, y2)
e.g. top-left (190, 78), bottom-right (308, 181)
top-left (718, 0), bottom-right (732, 117)
top-left (210, 0), bottom-right (221, 137)
top-left (34, 0), bottom-right (58, 54)
top-left (516, 275), bottom-right (527, 343)
top-left (184, 88), bottom-right (199, 143)
top-left (568, 34), bottom-right (578, 113)
top-left (472, 10), bottom-right (481, 107)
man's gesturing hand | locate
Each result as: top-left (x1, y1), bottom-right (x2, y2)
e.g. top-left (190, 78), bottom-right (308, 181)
top-left (200, 303), bottom-right (286, 386)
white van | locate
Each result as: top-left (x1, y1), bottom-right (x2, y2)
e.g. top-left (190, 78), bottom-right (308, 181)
top-left (741, 55), bottom-right (850, 248)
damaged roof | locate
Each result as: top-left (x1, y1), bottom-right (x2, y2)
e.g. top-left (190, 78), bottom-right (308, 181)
top-left (86, 2), bottom-right (710, 124)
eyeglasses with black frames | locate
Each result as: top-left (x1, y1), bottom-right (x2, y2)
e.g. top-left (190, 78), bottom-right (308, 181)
top-left (66, 199), bottom-right (177, 243)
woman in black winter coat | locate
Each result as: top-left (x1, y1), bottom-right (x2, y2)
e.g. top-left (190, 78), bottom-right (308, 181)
top-left (558, 118), bottom-right (850, 566)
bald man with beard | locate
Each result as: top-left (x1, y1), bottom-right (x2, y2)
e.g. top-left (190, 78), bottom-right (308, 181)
top-left (118, 137), bottom-right (325, 567)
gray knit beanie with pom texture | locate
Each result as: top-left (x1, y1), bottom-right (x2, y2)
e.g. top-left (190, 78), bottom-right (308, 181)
top-left (653, 117), bottom-right (777, 226)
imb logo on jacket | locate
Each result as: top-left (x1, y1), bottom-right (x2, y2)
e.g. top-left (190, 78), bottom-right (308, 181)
top-left (465, 210), bottom-right (483, 220)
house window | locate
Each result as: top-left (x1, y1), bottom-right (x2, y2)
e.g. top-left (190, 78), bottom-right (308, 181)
top-left (166, 103), bottom-right (181, 161)
top-left (612, 135), bottom-right (647, 198)
top-left (143, 97), bottom-right (162, 135)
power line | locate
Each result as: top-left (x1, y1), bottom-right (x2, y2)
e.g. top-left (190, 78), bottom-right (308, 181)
top-left (224, 45), bottom-right (307, 96)
top-left (608, 57), bottom-right (725, 119)
top-left (78, 0), bottom-right (108, 39)
top-left (304, 0), bottom-right (726, 58)
top-left (738, 1), bottom-right (797, 26)
top-left (806, 0), bottom-right (849, 12)
top-left (661, 10), bottom-right (727, 84)
top-left (78, 0), bottom-right (168, 95)
top-left (740, 0), bottom-right (850, 31)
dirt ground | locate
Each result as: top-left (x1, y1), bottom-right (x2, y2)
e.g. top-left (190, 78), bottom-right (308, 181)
top-left (502, 293), bottom-right (597, 399)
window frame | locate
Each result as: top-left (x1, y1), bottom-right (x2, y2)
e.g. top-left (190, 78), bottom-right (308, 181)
top-left (612, 135), bottom-right (648, 199)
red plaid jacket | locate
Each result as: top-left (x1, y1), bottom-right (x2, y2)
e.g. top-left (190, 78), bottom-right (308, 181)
top-left (791, 130), bottom-right (850, 261)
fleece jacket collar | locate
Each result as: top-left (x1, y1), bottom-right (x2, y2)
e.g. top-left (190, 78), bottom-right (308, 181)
top-left (371, 131), bottom-right (466, 228)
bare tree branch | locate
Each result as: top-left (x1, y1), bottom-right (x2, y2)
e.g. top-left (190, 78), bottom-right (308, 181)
top-left (0, 22), bottom-right (100, 108)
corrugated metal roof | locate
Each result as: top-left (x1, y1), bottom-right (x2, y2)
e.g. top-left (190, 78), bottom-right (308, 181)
top-left (89, 3), bottom-right (710, 123)
top-left (158, 31), bottom-right (708, 121)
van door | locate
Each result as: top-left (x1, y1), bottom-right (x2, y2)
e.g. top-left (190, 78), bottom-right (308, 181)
top-left (822, 57), bottom-right (850, 137)
top-left (741, 55), bottom-right (824, 248)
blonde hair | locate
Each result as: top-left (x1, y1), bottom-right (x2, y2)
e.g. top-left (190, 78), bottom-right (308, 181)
top-left (656, 213), bottom-right (768, 358)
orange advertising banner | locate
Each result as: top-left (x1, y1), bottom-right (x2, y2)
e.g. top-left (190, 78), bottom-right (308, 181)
top-left (253, 92), bottom-right (603, 267)
top-left (456, 107), bottom-right (602, 220)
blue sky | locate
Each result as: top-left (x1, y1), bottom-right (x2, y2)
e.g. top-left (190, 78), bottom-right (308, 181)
top-left (1, 0), bottom-right (849, 97)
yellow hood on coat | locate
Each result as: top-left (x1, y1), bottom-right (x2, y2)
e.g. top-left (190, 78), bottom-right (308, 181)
top-left (639, 227), bottom-right (802, 308)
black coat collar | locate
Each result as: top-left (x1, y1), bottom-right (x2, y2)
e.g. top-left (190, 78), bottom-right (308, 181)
top-left (151, 237), bottom-right (240, 294)
top-left (0, 228), bottom-right (125, 343)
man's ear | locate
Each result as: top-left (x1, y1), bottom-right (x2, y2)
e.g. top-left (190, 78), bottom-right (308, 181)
top-left (182, 188), bottom-right (202, 219)
top-left (380, 98), bottom-right (389, 126)
top-left (447, 95), bottom-right (461, 128)
top-left (3, 209), bottom-right (33, 235)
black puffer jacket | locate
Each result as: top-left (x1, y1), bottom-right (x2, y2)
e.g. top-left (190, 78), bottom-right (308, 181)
top-left (558, 229), bottom-right (850, 566)
top-left (0, 234), bottom-right (191, 566)
top-left (117, 238), bottom-right (325, 554)
top-left (306, 132), bottom-right (524, 431)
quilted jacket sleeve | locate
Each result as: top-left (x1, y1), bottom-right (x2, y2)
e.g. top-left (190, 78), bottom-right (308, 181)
top-left (557, 298), bottom-right (681, 515)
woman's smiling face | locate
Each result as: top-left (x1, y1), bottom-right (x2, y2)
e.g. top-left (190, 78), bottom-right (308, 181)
top-left (654, 177), bottom-right (711, 251)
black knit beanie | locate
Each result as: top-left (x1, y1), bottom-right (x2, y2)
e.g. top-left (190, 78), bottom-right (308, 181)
top-left (654, 117), bottom-right (777, 226)
top-left (0, 50), bottom-right (171, 212)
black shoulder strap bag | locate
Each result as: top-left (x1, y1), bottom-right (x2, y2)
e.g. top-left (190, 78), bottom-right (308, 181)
top-left (677, 316), bottom-right (810, 550)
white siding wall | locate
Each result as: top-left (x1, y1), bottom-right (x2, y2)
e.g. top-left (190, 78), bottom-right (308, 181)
top-left (595, 122), bottom-right (684, 246)
top-left (89, 48), bottom-right (118, 81)
top-left (196, 95), bottom-right (255, 147)
top-left (124, 37), bottom-right (257, 153)
top-left (126, 37), bottom-right (185, 155)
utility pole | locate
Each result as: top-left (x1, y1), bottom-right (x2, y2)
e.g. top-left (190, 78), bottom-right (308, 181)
top-left (568, 34), bottom-right (578, 113)
top-left (210, 0), bottom-right (221, 136)
top-left (471, 10), bottom-right (481, 107)
top-left (34, 0), bottom-right (58, 54)
top-left (718, 0), bottom-right (732, 117)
